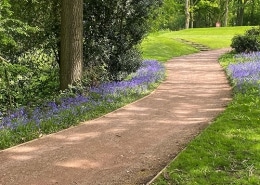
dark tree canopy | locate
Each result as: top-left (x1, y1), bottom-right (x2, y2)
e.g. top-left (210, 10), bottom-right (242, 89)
top-left (83, 0), bottom-right (163, 80)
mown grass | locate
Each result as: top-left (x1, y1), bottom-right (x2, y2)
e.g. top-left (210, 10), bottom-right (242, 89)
top-left (150, 27), bottom-right (260, 184)
top-left (163, 26), bottom-right (250, 49)
top-left (141, 27), bottom-right (250, 60)
top-left (141, 32), bottom-right (198, 62)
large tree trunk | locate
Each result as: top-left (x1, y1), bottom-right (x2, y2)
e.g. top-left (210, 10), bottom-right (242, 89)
top-left (60, 0), bottom-right (83, 90)
top-left (185, 0), bottom-right (190, 29)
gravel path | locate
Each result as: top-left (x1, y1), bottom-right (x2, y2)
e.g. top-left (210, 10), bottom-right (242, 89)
top-left (0, 49), bottom-right (232, 185)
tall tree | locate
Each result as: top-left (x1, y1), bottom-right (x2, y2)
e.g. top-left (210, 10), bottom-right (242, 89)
top-left (236, 0), bottom-right (248, 26)
top-left (224, 0), bottom-right (229, 26)
top-left (185, 0), bottom-right (190, 29)
top-left (60, 0), bottom-right (83, 90)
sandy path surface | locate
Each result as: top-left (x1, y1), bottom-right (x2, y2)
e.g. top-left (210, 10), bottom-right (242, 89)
top-left (0, 49), bottom-right (232, 185)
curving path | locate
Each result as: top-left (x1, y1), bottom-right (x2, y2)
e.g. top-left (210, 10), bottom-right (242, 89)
top-left (0, 49), bottom-right (232, 185)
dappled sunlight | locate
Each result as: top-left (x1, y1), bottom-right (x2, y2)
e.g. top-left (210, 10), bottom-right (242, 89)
top-left (198, 108), bottom-right (225, 113)
top-left (55, 159), bottom-right (101, 169)
top-left (53, 132), bottom-right (101, 141)
top-left (9, 155), bottom-right (34, 161)
top-left (3, 145), bottom-right (60, 161)
top-left (174, 109), bottom-right (197, 116)
top-left (7, 146), bottom-right (38, 153)
top-left (126, 106), bottom-right (152, 112)
top-left (186, 117), bottom-right (208, 122)
top-left (105, 128), bottom-right (127, 134)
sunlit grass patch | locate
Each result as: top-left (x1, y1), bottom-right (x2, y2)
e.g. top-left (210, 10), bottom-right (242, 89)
top-left (162, 26), bottom-right (250, 49)
top-left (141, 32), bottom-right (198, 62)
top-left (147, 26), bottom-right (250, 52)
top-left (141, 26), bottom-right (250, 64)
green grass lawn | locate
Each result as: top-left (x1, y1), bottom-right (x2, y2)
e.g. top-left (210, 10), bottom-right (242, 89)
top-left (145, 26), bottom-right (260, 184)
top-left (164, 26), bottom-right (249, 49)
top-left (141, 26), bottom-right (250, 62)
top-left (141, 32), bottom-right (198, 62)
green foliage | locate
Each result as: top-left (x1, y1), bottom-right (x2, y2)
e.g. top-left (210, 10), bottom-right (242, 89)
top-left (194, 0), bottom-right (220, 27)
top-left (0, 0), bottom-right (163, 115)
top-left (3, 0), bottom-right (60, 62)
top-left (0, 1), bottom-right (39, 62)
top-left (0, 49), bottom-right (59, 113)
top-left (150, 0), bottom-right (185, 31)
top-left (151, 0), bottom-right (260, 30)
top-left (83, 0), bottom-right (162, 80)
top-left (231, 26), bottom-right (260, 53)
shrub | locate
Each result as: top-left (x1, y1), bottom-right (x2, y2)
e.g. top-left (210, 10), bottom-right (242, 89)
top-left (83, 0), bottom-right (163, 80)
top-left (0, 49), bottom-right (59, 114)
top-left (231, 26), bottom-right (260, 53)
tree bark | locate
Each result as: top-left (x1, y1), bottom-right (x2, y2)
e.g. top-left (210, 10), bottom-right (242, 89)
top-left (236, 0), bottom-right (247, 26)
top-left (190, 0), bottom-right (194, 28)
top-left (60, 0), bottom-right (83, 90)
top-left (224, 0), bottom-right (229, 27)
top-left (250, 0), bottom-right (255, 25)
top-left (185, 0), bottom-right (190, 29)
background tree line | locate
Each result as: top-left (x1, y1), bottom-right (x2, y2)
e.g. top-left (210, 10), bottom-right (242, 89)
top-left (152, 0), bottom-right (260, 30)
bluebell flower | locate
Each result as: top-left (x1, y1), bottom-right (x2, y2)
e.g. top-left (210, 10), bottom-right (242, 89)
top-left (0, 60), bottom-right (165, 131)
top-left (227, 51), bottom-right (260, 90)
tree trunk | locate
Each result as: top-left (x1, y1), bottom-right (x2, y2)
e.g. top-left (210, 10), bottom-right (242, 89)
top-left (250, 0), bottom-right (255, 25)
top-left (185, 0), bottom-right (190, 29)
top-left (190, 0), bottom-right (194, 28)
top-left (224, 0), bottom-right (229, 26)
top-left (60, 0), bottom-right (83, 90)
top-left (236, 0), bottom-right (247, 26)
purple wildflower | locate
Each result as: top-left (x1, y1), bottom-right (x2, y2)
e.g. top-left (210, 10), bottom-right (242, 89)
top-left (0, 60), bottom-right (165, 131)
top-left (227, 51), bottom-right (260, 89)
